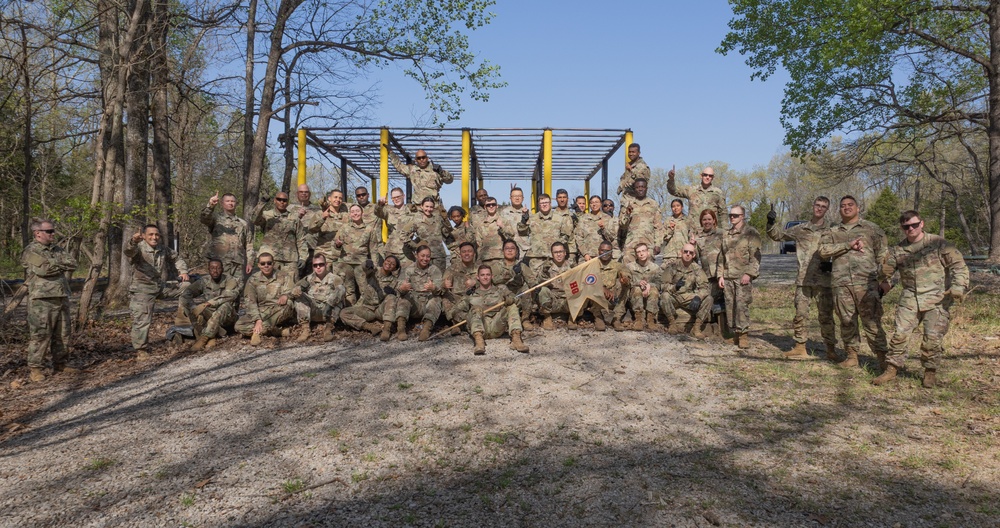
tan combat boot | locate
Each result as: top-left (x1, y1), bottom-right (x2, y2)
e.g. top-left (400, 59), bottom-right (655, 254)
top-left (472, 331), bottom-right (486, 355)
top-left (784, 343), bottom-right (809, 360)
top-left (872, 364), bottom-right (898, 386)
top-left (136, 349), bottom-right (151, 361)
top-left (737, 332), bottom-right (750, 349)
top-left (191, 335), bottom-right (211, 352)
top-left (510, 331), bottom-right (529, 353)
top-left (594, 317), bottom-right (606, 332)
top-left (542, 315), bottom-right (554, 330)
top-left (922, 368), bottom-right (937, 388)
top-left (522, 318), bottom-right (535, 331)
top-left (418, 320), bottom-right (433, 341)
top-left (646, 312), bottom-right (661, 332)
top-left (691, 320), bottom-right (706, 340)
top-left (205, 338), bottom-right (217, 350)
top-left (362, 321), bottom-right (383, 335)
top-left (321, 323), bottom-right (336, 342)
top-left (395, 317), bottom-right (409, 341)
top-left (380, 321), bottom-right (392, 341)
top-left (295, 323), bottom-right (311, 343)
top-left (29, 368), bottom-right (46, 382)
top-left (250, 332), bottom-right (262, 346)
top-left (613, 318), bottom-right (625, 332)
top-left (632, 312), bottom-right (646, 331)
top-left (838, 349), bottom-right (859, 368)
top-left (567, 317), bottom-right (578, 330)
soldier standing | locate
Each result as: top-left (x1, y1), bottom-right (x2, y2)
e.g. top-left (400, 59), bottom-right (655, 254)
top-left (332, 203), bottom-right (384, 305)
top-left (235, 253), bottom-right (296, 346)
top-left (690, 209), bottom-right (725, 319)
top-left (183, 259), bottom-right (240, 352)
top-left (201, 192), bottom-right (254, 280)
top-left (394, 245), bottom-right (444, 341)
top-left (291, 254), bottom-right (347, 343)
top-left (617, 142), bottom-right (650, 209)
top-left (517, 193), bottom-right (573, 283)
top-left (766, 197), bottom-right (836, 360)
top-left (718, 205), bottom-right (762, 349)
top-left (407, 196), bottom-right (452, 271)
top-left (445, 206), bottom-right (474, 259)
top-left (661, 199), bottom-right (691, 268)
top-left (470, 196), bottom-right (515, 263)
top-left (21, 220), bottom-right (77, 382)
top-left (575, 195), bottom-right (615, 261)
top-left (375, 188), bottom-right (416, 267)
top-left (601, 198), bottom-right (623, 259)
top-left (818, 195), bottom-right (889, 368)
top-left (468, 188), bottom-right (490, 221)
top-left (456, 265), bottom-right (529, 355)
top-left (667, 166), bottom-right (727, 222)
top-left (353, 187), bottom-right (379, 227)
top-left (627, 243), bottom-right (662, 331)
top-left (553, 189), bottom-right (579, 261)
top-left (313, 189), bottom-right (349, 264)
top-left (659, 243), bottom-right (713, 338)
top-left (289, 183), bottom-right (322, 265)
top-left (619, 179), bottom-right (664, 265)
top-left (253, 192), bottom-right (308, 282)
top-left (873, 211), bottom-right (969, 388)
top-left (499, 186), bottom-right (531, 257)
top-left (125, 225), bottom-right (190, 360)
top-left (587, 241), bottom-right (629, 332)
top-left (386, 146), bottom-right (455, 210)
top-left (536, 242), bottom-right (575, 330)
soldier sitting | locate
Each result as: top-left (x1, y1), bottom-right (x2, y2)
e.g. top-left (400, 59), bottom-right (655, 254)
top-left (587, 241), bottom-right (629, 332)
top-left (291, 254), bottom-right (347, 343)
top-left (393, 245), bottom-right (444, 341)
top-left (235, 253), bottom-right (296, 346)
top-left (626, 243), bottom-right (661, 331)
top-left (536, 242), bottom-right (575, 330)
top-left (443, 242), bottom-right (480, 328)
top-left (454, 265), bottom-right (529, 355)
top-left (183, 259), bottom-right (240, 351)
top-left (658, 243), bottom-right (713, 338)
top-left (340, 255), bottom-right (401, 340)
top-left (491, 240), bottom-right (534, 330)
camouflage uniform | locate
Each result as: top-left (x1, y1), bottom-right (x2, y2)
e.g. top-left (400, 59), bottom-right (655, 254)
top-left (587, 259), bottom-right (628, 325)
top-left (574, 211), bottom-right (615, 261)
top-left (661, 214), bottom-right (691, 266)
top-left (878, 234), bottom-right (969, 370)
top-left (340, 267), bottom-right (400, 329)
top-left (21, 241), bottom-right (77, 369)
top-left (455, 285), bottom-right (523, 338)
top-left (552, 207), bottom-right (579, 259)
top-left (658, 260), bottom-right (713, 324)
top-left (313, 211), bottom-right (349, 264)
top-left (667, 180), bottom-right (727, 222)
top-left (517, 211), bottom-right (573, 283)
top-left (408, 213), bottom-right (452, 270)
top-left (288, 203), bottom-right (322, 252)
top-left (180, 273), bottom-right (240, 339)
top-left (234, 271), bottom-right (296, 336)
top-left (292, 271), bottom-right (346, 324)
top-left (692, 227), bottom-right (725, 310)
top-left (767, 219), bottom-right (836, 348)
top-left (253, 206), bottom-right (308, 282)
top-left (200, 205), bottom-right (254, 280)
top-left (395, 263), bottom-right (444, 323)
top-left (376, 202), bottom-right (417, 266)
top-left (617, 156), bottom-right (650, 209)
top-left (818, 219), bottom-right (889, 359)
top-left (471, 213), bottom-right (515, 263)
top-left (443, 259), bottom-right (480, 323)
top-left (536, 260), bottom-right (573, 318)
top-left (627, 259), bottom-right (661, 319)
top-left (358, 201), bottom-right (380, 229)
top-left (499, 204), bottom-right (531, 256)
top-left (446, 221), bottom-right (475, 261)
top-left (491, 259), bottom-right (532, 322)
top-left (389, 151), bottom-right (454, 207)
top-left (619, 196), bottom-right (664, 265)
top-left (124, 238), bottom-right (190, 352)
top-left (331, 219), bottom-right (384, 305)
top-left (719, 224), bottom-right (761, 334)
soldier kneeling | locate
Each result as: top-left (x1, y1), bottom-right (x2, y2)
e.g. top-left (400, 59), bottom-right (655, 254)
top-left (658, 243), bottom-right (713, 338)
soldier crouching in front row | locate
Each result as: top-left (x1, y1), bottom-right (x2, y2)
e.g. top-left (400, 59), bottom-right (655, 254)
top-left (291, 253), bottom-right (346, 343)
top-left (182, 258), bottom-right (240, 352)
top-left (455, 264), bottom-right (529, 355)
top-left (235, 253), bottom-right (296, 346)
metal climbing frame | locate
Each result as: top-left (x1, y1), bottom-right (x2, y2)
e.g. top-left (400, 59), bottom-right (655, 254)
top-left (299, 127), bottom-right (633, 213)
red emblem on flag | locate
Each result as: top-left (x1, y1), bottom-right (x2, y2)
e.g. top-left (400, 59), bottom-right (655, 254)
top-left (569, 281), bottom-right (580, 294)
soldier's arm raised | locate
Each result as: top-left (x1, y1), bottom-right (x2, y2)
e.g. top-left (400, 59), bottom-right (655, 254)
top-left (437, 165), bottom-right (454, 184)
top-left (387, 148), bottom-right (410, 176)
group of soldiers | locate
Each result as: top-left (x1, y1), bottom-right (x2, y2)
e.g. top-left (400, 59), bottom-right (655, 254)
top-left (21, 143), bottom-right (970, 388)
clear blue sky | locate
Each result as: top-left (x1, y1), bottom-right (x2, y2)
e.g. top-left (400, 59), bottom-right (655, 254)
top-left (306, 1), bottom-right (791, 205)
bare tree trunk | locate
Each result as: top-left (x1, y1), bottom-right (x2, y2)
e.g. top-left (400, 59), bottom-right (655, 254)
top-left (913, 177), bottom-right (920, 211)
top-left (989, 3), bottom-right (1000, 261)
top-left (151, 0), bottom-right (172, 250)
top-left (242, 0), bottom-right (258, 211)
top-left (19, 22), bottom-right (32, 250)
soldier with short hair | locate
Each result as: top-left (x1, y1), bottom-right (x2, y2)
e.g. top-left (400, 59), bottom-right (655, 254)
top-left (183, 258), bottom-right (240, 352)
top-left (407, 196), bottom-right (452, 271)
top-left (470, 196), bottom-right (515, 263)
top-left (537, 242), bottom-right (575, 330)
top-left (491, 239), bottom-right (534, 330)
top-left (253, 192), bottom-right (308, 282)
top-left (587, 241), bottom-right (629, 332)
top-left (518, 193), bottom-right (573, 283)
top-left (201, 191), bottom-right (254, 279)
top-left (340, 255), bottom-right (401, 340)
top-left (458, 264), bottom-right (529, 355)
top-left (21, 220), bottom-right (77, 382)
top-left (661, 199), bottom-right (691, 268)
top-left (627, 243), bottom-right (661, 331)
top-left (718, 205), bottom-right (762, 349)
top-left (619, 179), bottom-right (663, 265)
top-left (443, 241), bottom-right (480, 327)
top-left (375, 187), bottom-right (416, 267)
top-left (659, 243), bottom-right (713, 338)
top-left (291, 254), bottom-right (346, 343)
top-left (667, 165), bottom-right (727, 222)
top-left (575, 195), bottom-right (615, 262)
top-left (386, 146), bottom-right (454, 210)
top-left (394, 245), bottom-right (444, 341)
top-left (235, 253), bottom-right (296, 346)
top-left (125, 224), bottom-right (191, 360)
top-left (332, 203), bottom-right (384, 305)
top-left (617, 142), bottom-right (650, 209)
top-left (445, 205), bottom-right (474, 258)
top-left (289, 183), bottom-right (322, 264)
top-left (873, 211), bottom-right (969, 388)
top-left (553, 189), bottom-right (579, 261)
top-left (499, 186), bottom-right (531, 256)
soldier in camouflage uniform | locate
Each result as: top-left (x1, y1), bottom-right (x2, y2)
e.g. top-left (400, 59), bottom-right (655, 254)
top-left (253, 192), bottom-right (308, 282)
top-left (235, 253), bottom-right (296, 346)
top-left (718, 205), bottom-right (761, 349)
top-left (537, 242), bottom-right (575, 330)
top-left (690, 209), bottom-right (725, 318)
top-left (312, 190), bottom-right (349, 264)
top-left (21, 220), bottom-right (78, 381)
top-left (468, 188), bottom-right (489, 222)
top-left (518, 193), bottom-right (573, 284)
top-left (575, 195), bottom-right (615, 261)
top-left (499, 187), bottom-right (531, 257)
top-left (553, 189), bottom-right (579, 261)
top-left (659, 243), bottom-right (712, 338)
top-left (601, 198), bottom-right (624, 260)
top-left (394, 245), bottom-right (444, 341)
top-left (627, 243), bottom-right (662, 331)
top-left (407, 197), bottom-right (452, 271)
top-left (289, 183), bottom-right (323, 270)
top-left (818, 195), bottom-right (889, 368)
top-left (331, 204), bottom-right (384, 305)
top-left (872, 211), bottom-right (969, 388)
top-left (766, 197), bottom-right (836, 360)
top-left (201, 192), bottom-right (255, 280)
top-left (291, 254), bottom-right (347, 343)
top-left (619, 179), bottom-right (664, 265)
top-left (617, 143), bottom-right (650, 210)
top-left (353, 187), bottom-right (380, 228)
top-left (183, 259), bottom-right (240, 352)
top-left (667, 166), bottom-right (727, 222)
top-left (446, 206), bottom-right (474, 259)
top-left (661, 199), bottom-right (691, 268)
top-left (375, 188), bottom-right (416, 267)
top-left (443, 242), bottom-right (480, 326)
top-left (340, 256), bottom-right (401, 341)
top-left (587, 241), bottom-right (629, 332)
top-left (387, 146), bottom-right (454, 210)
top-left (455, 265), bottom-right (529, 355)
top-left (125, 225), bottom-right (190, 360)
top-left (471, 196), bottom-right (516, 263)
top-left (491, 240), bottom-right (534, 330)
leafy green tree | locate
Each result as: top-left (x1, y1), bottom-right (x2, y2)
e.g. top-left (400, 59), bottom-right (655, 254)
top-left (866, 188), bottom-right (903, 245)
top-left (718, 0), bottom-right (1000, 260)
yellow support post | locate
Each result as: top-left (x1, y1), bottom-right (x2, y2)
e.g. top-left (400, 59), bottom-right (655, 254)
top-left (462, 129), bottom-right (471, 218)
top-left (380, 127), bottom-right (389, 242)
top-left (624, 130), bottom-right (633, 170)
top-left (543, 129), bottom-right (553, 197)
top-left (584, 179), bottom-right (590, 200)
top-left (297, 129), bottom-right (307, 185)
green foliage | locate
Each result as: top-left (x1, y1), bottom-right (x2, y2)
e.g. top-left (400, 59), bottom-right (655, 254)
top-left (866, 188), bottom-right (902, 245)
top-left (747, 198), bottom-right (771, 236)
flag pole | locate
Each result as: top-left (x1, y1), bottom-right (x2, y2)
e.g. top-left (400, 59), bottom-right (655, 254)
top-left (430, 250), bottom-right (613, 339)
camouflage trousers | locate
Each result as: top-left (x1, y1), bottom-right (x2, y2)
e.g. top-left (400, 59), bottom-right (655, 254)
top-left (234, 303), bottom-right (295, 336)
top-left (221, 261), bottom-right (247, 284)
top-left (794, 285), bottom-right (836, 347)
top-left (660, 291), bottom-right (712, 323)
top-left (468, 304), bottom-right (523, 338)
top-left (396, 293), bottom-right (443, 323)
top-left (274, 260), bottom-right (300, 284)
top-left (443, 292), bottom-right (469, 324)
top-left (339, 300), bottom-right (394, 330)
top-left (294, 295), bottom-right (343, 324)
top-left (335, 262), bottom-right (371, 306)
top-left (833, 282), bottom-right (888, 356)
top-left (195, 304), bottom-right (236, 339)
top-left (27, 297), bottom-right (71, 368)
top-left (886, 294), bottom-right (951, 370)
top-left (629, 285), bottom-right (660, 317)
top-left (130, 282), bottom-right (189, 351)
top-left (588, 283), bottom-right (626, 323)
top-left (722, 279), bottom-right (753, 333)
top-left (537, 287), bottom-right (569, 317)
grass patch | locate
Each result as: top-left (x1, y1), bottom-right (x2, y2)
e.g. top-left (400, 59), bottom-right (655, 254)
top-left (281, 478), bottom-right (305, 494)
top-left (84, 458), bottom-right (115, 471)
top-left (398, 382), bottom-right (413, 390)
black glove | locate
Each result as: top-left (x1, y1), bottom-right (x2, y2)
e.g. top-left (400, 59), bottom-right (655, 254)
top-left (364, 259), bottom-right (375, 271)
top-left (383, 286), bottom-right (397, 296)
top-left (689, 295), bottom-right (702, 312)
top-left (466, 286), bottom-right (477, 296)
top-left (432, 163), bottom-right (442, 173)
top-left (512, 263), bottom-right (522, 275)
top-left (819, 261), bottom-right (833, 273)
top-left (410, 231), bottom-right (420, 242)
top-left (521, 210), bottom-right (530, 224)
top-left (675, 278), bottom-right (686, 291)
top-left (766, 209), bottom-right (777, 226)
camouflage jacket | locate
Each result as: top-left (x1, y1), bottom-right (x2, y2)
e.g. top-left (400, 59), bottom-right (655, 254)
top-left (517, 211), bottom-right (573, 259)
top-left (490, 259), bottom-right (527, 293)
top-left (125, 238), bottom-right (188, 294)
top-left (499, 204), bottom-right (531, 255)
top-left (767, 219), bottom-right (831, 287)
top-left (620, 197), bottom-right (664, 249)
top-left (878, 233), bottom-right (969, 309)
top-left (599, 260), bottom-right (629, 299)
top-left (539, 259), bottom-right (573, 296)
top-left (720, 224), bottom-right (761, 280)
top-left (471, 213), bottom-right (516, 261)
top-left (398, 263), bottom-right (444, 299)
top-left (389, 150), bottom-right (454, 204)
top-left (454, 285), bottom-right (514, 316)
top-left (627, 259), bottom-right (661, 286)
top-left (408, 213), bottom-right (452, 262)
top-left (692, 227), bottom-right (724, 278)
top-left (818, 219), bottom-right (887, 287)
top-left (446, 221), bottom-right (475, 256)
top-left (357, 267), bottom-right (400, 309)
top-left (331, 220), bottom-right (384, 265)
top-left (242, 271), bottom-right (294, 321)
top-left (186, 273), bottom-right (240, 308)
top-left (667, 181), bottom-right (727, 220)
top-left (574, 211), bottom-right (614, 260)
top-left (21, 241), bottom-right (76, 300)
top-left (658, 261), bottom-right (711, 303)
top-left (662, 214), bottom-right (692, 260)
top-left (618, 156), bottom-right (650, 199)
top-left (444, 260), bottom-right (480, 294)
top-left (313, 211), bottom-right (349, 262)
top-left (288, 203), bottom-right (322, 250)
top-left (375, 202), bottom-right (417, 257)
top-left (293, 271), bottom-right (346, 309)
top-left (552, 207), bottom-right (578, 254)
top-left (200, 206), bottom-right (254, 267)
top-left (253, 207), bottom-right (307, 265)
